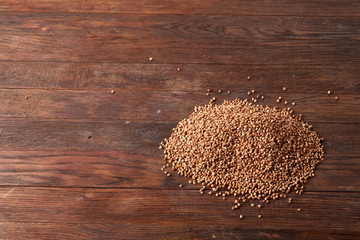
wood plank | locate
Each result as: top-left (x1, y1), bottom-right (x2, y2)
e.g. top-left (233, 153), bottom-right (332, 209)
top-left (0, 222), bottom-right (359, 240)
top-left (0, 188), bottom-right (358, 240)
top-left (1, 0), bottom-right (359, 16)
top-left (0, 119), bottom-right (358, 154)
top-left (0, 150), bottom-right (358, 192)
top-left (0, 89), bottom-right (358, 123)
top-left (1, 13), bottom-right (359, 41)
top-left (0, 34), bottom-right (359, 64)
top-left (1, 63), bottom-right (359, 94)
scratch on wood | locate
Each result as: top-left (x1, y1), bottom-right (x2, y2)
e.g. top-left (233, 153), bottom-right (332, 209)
top-left (2, 188), bottom-right (15, 198)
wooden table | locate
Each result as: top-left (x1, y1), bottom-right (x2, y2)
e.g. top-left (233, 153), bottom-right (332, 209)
top-left (0, 1), bottom-right (359, 239)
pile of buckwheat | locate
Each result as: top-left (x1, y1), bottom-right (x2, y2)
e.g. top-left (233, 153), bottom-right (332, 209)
top-left (160, 98), bottom-right (324, 210)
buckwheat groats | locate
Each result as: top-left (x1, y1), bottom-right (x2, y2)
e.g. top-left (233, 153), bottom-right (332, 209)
top-left (160, 98), bottom-right (324, 204)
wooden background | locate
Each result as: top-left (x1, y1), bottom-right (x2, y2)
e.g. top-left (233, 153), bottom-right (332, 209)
top-left (0, 1), bottom-right (359, 239)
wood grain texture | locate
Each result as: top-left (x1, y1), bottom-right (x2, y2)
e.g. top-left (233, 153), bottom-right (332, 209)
top-left (0, 188), bottom-right (358, 239)
top-left (0, 1), bottom-right (359, 239)
top-left (1, 63), bottom-right (359, 93)
top-left (1, 36), bottom-right (359, 64)
top-left (0, 120), bottom-right (359, 154)
top-left (1, 13), bottom-right (359, 40)
top-left (0, 150), bottom-right (358, 192)
top-left (0, 89), bottom-right (358, 123)
top-left (0, 222), bottom-right (359, 240)
top-left (1, 0), bottom-right (360, 16)
top-left (0, 13), bottom-right (359, 64)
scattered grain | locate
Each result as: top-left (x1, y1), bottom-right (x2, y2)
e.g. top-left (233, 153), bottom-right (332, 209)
top-left (149, 57), bottom-right (153, 61)
top-left (283, 87), bottom-right (287, 91)
top-left (111, 90), bottom-right (115, 94)
top-left (161, 98), bottom-right (324, 212)
top-left (327, 91), bottom-right (331, 95)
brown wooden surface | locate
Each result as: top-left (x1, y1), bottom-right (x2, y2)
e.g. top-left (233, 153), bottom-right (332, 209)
top-left (0, 1), bottom-right (359, 239)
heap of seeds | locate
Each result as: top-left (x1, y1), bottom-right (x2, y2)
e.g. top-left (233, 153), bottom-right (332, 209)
top-left (161, 98), bottom-right (324, 201)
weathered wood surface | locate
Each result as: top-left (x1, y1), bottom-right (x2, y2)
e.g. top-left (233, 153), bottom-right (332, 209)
top-left (0, 90), bottom-right (358, 123)
top-left (0, 188), bottom-right (359, 240)
top-left (1, 37), bottom-right (359, 65)
top-left (0, 120), bottom-right (358, 153)
top-left (1, 13), bottom-right (359, 40)
top-left (0, 0), bottom-right (359, 239)
top-left (0, 150), bottom-right (358, 192)
top-left (1, 0), bottom-right (360, 16)
top-left (1, 63), bottom-right (359, 94)
top-left (0, 13), bottom-right (360, 64)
